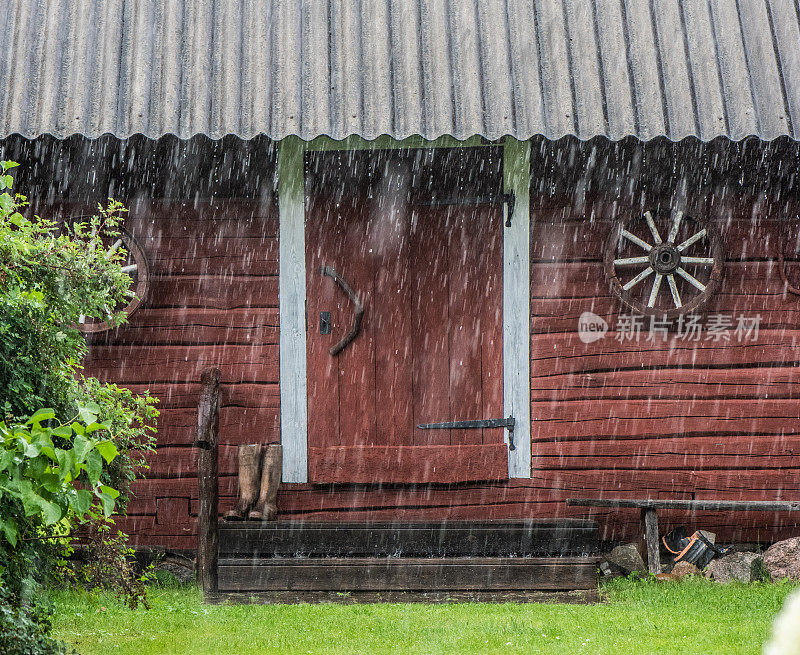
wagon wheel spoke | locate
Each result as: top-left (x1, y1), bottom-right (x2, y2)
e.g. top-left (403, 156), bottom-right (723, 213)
top-left (622, 266), bottom-right (654, 291)
top-left (677, 228), bottom-right (706, 252)
top-left (679, 256), bottom-right (715, 265)
top-left (621, 230), bottom-right (653, 251)
top-left (644, 211), bottom-right (662, 244)
top-left (676, 266), bottom-right (707, 291)
top-left (613, 256), bottom-right (650, 266)
top-left (105, 238), bottom-right (123, 259)
top-left (667, 210), bottom-right (683, 243)
top-left (667, 274), bottom-right (682, 308)
top-left (647, 273), bottom-right (663, 308)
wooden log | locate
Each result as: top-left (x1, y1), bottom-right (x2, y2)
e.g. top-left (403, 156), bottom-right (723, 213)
top-left (217, 557), bottom-right (600, 592)
top-left (641, 508), bottom-right (661, 574)
top-left (149, 407), bottom-right (280, 447)
top-left (218, 519), bottom-right (599, 558)
top-left (530, 397), bottom-right (800, 442)
top-left (195, 367), bottom-right (221, 594)
top-left (143, 277), bottom-right (279, 310)
top-left (121, 383), bottom-right (280, 410)
top-left (87, 309), bottom-right (280, 346)
top-left (531, 435), bottom-right (800, 470)
top-left (566, 498), bottom-right (800, 511)
top-left (83, 344), bottom-right (279, 384)
top-left (532, 369), bottom-right (800, 402)
top-left (531, 332), bottom-right (800, 378)
top-left (142, 240), bottom-right (278, 276)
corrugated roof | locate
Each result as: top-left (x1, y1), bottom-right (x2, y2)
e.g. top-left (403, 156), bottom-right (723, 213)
top-left (1, 0), bottom-right (799, 142)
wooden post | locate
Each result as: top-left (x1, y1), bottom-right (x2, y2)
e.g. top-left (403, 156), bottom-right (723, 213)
top-left (641, 508), bottom-right (661, 574)
top-left (195, 367), bottom-right (221, 594)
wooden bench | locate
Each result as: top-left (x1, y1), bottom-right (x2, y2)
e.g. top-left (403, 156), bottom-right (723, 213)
top-left (566, 498), bottom-right (800, 574)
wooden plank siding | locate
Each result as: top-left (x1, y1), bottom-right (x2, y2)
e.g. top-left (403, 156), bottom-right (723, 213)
top-left (76, 200), bottom-right (282, 549)
top-left (266, 193), bottom-right (800, 545)
top-left (525, 193), bottom-right (800, 542)
top-left (60, 190), bottom-right (800, 547)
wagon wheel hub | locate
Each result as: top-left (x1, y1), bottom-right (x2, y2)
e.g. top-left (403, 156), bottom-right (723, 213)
top-left (649, 243), bottom-right (681, 274)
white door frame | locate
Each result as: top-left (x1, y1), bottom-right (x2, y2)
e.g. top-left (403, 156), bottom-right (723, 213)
top-left (278, 135), bottom-right (531, 482)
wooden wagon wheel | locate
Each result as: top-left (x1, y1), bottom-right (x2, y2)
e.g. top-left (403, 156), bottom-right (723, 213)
top-left (604, 209), bottom-right (724, 318)
top-left (76, 228), bottom-right (150, 333)
top-left (777, 216), bottom-right (800, 296)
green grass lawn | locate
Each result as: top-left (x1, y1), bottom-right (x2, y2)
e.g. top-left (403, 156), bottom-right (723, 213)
top-left (50, 578), bottom-right (797, 655)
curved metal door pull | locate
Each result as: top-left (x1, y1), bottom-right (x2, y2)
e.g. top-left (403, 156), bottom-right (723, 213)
top-left (320, 265), bottom-right (365, 356)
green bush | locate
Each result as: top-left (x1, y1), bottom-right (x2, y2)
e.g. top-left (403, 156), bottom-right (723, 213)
top-left (0, 161), bottom-right (133, 419)
top-left (0, 160), bottom-right (159, 647)
top-left (0, 161), bottom-right (158, 511)
top-left (76, 380), bottom-right (157, 513)
top-left (0, 407), bottom-right (122, 597)
top-left (0, 587), bottom-right (71, 655)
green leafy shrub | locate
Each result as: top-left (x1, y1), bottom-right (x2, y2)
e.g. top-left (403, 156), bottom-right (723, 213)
top-left (0, 407), bottom-right (121, 596)
top-left (0, 160), bottom-right (160, 643)
top-left (0, 161), bottom-right (135, 421)
top-left (0, 588), bottom-right (71, 655)
top-left (76, 380), bottom-right (157, 513)
top-left (79, 520), bottom-right (153, 610)
top-left (0, 160), bottom-right (158, 508)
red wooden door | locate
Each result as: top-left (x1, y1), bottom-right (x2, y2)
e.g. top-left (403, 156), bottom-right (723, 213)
top-left (305, 150), bottom-right (507, 483)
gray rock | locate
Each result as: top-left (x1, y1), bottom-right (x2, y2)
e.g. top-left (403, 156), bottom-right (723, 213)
top-left (706, 551), bottom-right (765, 583)
top-left (698, 530), bottom-right (716, 545)
top-left (764, 537), bottom-right (800, 581)
top-left (606, 543), bottom-right (647, 574)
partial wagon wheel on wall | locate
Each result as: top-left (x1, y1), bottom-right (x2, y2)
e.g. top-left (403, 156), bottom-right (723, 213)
top-left (75, 228), bottom-right (150, 334)
top-left (777, 216), bottom-right (800, 296)
top-left (604, 209), bottom-right (724, 318)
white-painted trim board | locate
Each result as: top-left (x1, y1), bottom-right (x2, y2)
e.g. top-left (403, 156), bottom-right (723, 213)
top-left (277, 136), bottom-right (308, 483)
top-left (503, 138), bottom-right (532, 478)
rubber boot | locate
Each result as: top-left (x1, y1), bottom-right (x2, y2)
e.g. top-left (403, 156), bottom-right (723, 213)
top-left (223, 444), bottom-right (263, 520)
top-left (248, 444), bottom-right (282, 521)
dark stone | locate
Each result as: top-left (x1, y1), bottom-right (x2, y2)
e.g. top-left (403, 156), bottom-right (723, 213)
top-left (155, 557), bottom-right (195, 584)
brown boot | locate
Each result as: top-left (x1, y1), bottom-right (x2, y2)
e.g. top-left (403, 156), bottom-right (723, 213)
top-left (248, 444), bottom-right (282, 521)
top-left (223, 444), bottom-right (263, 520)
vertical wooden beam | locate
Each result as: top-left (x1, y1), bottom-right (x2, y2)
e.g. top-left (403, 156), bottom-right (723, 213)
top-left (641, 508), bottom-right (662, 574)
top-left (503, 138), bottom-right (531, 479)
top-left (278, 136), bottom-right (308, 483)
top-left (196, 367), bottom-right (221, 594)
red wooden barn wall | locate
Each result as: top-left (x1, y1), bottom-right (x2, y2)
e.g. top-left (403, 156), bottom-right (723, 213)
top-left (269, 198), bottom-right (800, 545)
top-left (82, 199), bottom-right (281, 549)
top-left (57, 136), bottom-right (800, 547)
top-left (527, 195), bottom-right (800, 543)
